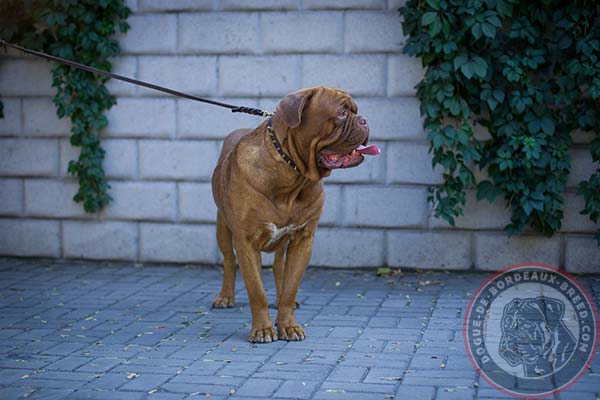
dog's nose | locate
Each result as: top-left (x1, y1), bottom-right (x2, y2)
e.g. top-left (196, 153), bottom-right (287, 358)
top-left (358, 116), bottom-right (368, 127)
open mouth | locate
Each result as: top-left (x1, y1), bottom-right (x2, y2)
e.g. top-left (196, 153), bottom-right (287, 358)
top-left (319, 144), bottom-right (380, 169)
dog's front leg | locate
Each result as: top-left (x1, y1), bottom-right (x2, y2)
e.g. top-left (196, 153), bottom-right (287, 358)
top-left (276, 231), bottom-right (314, 341)
top-left (235, 239), bottom-right (277, 343)
top-left (273, 243), bottom-right (301, 310)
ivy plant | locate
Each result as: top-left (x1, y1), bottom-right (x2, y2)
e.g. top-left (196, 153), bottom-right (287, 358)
top-left (400, 0), bottom-right (600, 244)
top-left (1, 0), bottom-right (130, 212)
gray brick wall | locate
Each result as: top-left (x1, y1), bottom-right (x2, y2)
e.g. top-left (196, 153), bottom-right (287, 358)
top-left (0, 0), bottom-right (597, 271)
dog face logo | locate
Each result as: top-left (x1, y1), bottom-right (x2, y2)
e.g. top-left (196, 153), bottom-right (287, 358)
top-left (464, 264), bottom-right (598, 398)
top-left (499, 297), bottom-right (576, 378)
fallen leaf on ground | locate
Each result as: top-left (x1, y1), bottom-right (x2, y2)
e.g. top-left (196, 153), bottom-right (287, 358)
top-left (417, 280), bottom-right (442, 286)
top-left (376, 268), bottom-right (403, 277)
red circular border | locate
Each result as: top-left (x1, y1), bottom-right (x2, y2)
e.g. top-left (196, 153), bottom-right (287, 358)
top-left (462, 262), bottom-right (600, 399)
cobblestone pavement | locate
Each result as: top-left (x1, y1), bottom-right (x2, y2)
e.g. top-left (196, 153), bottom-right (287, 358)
top-left (0, 258), bottom-right (598, 400)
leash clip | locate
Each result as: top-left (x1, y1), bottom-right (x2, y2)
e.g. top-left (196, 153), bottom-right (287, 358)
top-left (231, 106), bottom-right (274, 118)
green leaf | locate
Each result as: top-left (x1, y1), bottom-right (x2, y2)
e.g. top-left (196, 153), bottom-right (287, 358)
top-left (527, 118), bottom-right (541, 134)
top-left (460, 62), bottom-right (474, 79)
top-left (496, 0), bottom-right (512, 17)
top-left (443, 41), bottom-right (458, 54)
top-left (21, 0), bottom-right (130, 214)
top-left (453, 55), bottom-right (468, 70)
top-left (472, 56), bottom-right (488, 78)
top-left (421, 12), bottom-right (438, 26)
top-left (400, 0), bottom-right (598, 246)
top-left (482, 23), bottom-right (496, 39)
top-left (429, 18), bottom-right (442, 36)
top-left (477, 181), bottom-right (502, 203)
top-left (425, 0), bottom-right (441, 10)
top-left (493, 89), bottom-right (505, 102)
top-left (523, 201), bottom-right (533, 216)
top-left (540, 117), bottom-right (555, 135)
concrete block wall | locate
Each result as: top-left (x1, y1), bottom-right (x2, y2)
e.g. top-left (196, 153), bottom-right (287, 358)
top-left (0, 0), bottom-right (598, 272)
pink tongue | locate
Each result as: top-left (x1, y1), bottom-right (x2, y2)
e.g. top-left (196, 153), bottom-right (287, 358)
top-left (356, 144), bottom-right (380, 156)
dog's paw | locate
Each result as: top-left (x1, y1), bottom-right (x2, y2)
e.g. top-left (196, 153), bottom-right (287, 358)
top-left (248, 326), bottom-right (278, 343)
top-left (212, 294), bottom-right (235, 308)
top-left (277, 323), bottom-right (305, 341)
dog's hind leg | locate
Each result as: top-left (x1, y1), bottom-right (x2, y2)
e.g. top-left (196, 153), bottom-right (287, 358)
top-left (212, 212), bottom-right (236, 308)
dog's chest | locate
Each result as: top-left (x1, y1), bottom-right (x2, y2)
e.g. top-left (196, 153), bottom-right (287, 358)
top-left (261, 222), bottom-right (308, 251)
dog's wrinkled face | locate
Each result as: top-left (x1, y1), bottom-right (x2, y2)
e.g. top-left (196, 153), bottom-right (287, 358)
top-left (274, 86), bottom-right (378, 180)
top-left (500, 299), bottom-right (550, 367)
top-left (499, 297), bottom-right (576, 376)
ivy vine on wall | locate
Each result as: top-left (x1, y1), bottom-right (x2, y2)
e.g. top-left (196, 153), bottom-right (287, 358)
top-left (1, 0), bottom-right (130, 212)
top-left (400, 0), bottom-right (600, 243)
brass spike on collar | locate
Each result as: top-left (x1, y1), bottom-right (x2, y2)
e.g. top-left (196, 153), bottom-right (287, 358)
top-left (267, 118), bottom-right (300, 173)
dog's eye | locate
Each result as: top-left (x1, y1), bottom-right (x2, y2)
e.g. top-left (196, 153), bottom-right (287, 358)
top-left (336, 109), bottom-right (348, 120)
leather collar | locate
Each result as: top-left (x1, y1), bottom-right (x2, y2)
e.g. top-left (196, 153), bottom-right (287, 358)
top-left (267, 118), bottom-right (299, 173)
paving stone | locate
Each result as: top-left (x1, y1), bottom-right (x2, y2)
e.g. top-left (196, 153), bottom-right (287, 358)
top-left (119, 372), bottom-right (171, 391)
top-left (0, 260), bottom-right (597, 400)
top-left (18, 376), bottom-right (88, 389)
top-left (235, 378), bottom-right (282, 397)
top-left (395, 385), bottom-right (436, 400)
top-left (363, 367), bottom-right (407, 384)
top-left (313, 390), bottom-right (395, 400)
top-left (46, 356), bottom-right (93, 371)
top-left (327, 366), bottom-right (368, 382)
top-left (28, 371), bottom-right (96, 382)
top-left (161, 381), bottom-right (234, 395)
top-left (274, 380), bottom-right (320, 399)
top-left (0, 369), bottom-right (28, 385)
top-left (22, 388), bottom-right (76, 400)
top-left (83, 373), bottom-right (130, 390)
top-left (218, 361), bottom-right (262, 376)
top-left (64, 390), bottom-right (147, 400)
top-left (169, 373), bottom-right (244, 386)
top-left (76, 357), bottom-right (124, 373)
top-left (0, 387), bottom-right (35, 399)
top-left (319, 381), bottom-right (396, 396)
top-left (42, 342), bottom-right (88, 356)
top-left (435, 386), bottom-right (475, 399)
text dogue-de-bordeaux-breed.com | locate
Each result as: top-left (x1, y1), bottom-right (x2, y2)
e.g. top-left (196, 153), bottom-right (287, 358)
top-left (211, 86), bottom-right (380, 343)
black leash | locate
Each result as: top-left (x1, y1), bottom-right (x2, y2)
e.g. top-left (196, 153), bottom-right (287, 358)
top-left (0, 39), bottom-right (273, 118)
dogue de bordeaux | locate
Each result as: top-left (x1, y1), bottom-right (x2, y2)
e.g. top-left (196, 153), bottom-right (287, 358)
top-left (211, 86), bottom-right (379, 343)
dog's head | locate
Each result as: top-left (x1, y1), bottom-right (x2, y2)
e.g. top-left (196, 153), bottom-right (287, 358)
top-left (499, 296), bottom-right (570, 371)
top-left (272, 86), bottom-right (378, 180)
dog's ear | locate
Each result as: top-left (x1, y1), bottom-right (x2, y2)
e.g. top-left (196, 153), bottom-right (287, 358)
top-left (539, 296), bottom-right (565, 329)
top-left (277, 89), bottom-right (314, 128)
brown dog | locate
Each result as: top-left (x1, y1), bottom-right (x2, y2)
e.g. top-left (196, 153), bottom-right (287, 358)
top-left (211, 87), bottom-right (379, 343)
